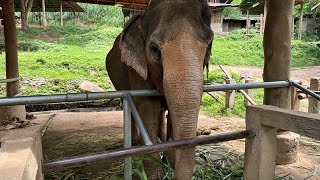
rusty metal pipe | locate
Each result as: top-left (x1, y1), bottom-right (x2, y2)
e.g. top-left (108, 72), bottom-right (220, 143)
top-left (0, 81), bottom-right (299, 106)
top-left (42, 130), bottom-right (255, 172)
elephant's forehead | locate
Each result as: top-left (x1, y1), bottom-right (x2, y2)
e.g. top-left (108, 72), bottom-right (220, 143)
top-left (144, 1), bottom-right (213, 45)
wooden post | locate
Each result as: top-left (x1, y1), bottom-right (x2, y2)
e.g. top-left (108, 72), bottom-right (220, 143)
top-left (60, 0), bottom-right (63, 26)
top-left (263, 0), bottom-right (296, 165)
top-left (225, 79), bottom-right (235, 109)
top-left (0, 0), bottom-right (26, 123)
top-left (244, 79), bottom-right (254, 106)
top-left (244, 106), bottom-right (277, 180)
top-left (2, 0), bottom-right (19, 97)
top-left (298, 2), bottom-right (304, 40)
top-left (290, 86), bottom-right (300, 111)
top-left (263, 0), bottom-right (294, 109)
top-left (246, 10), bottom-right (251, 40)
top-left (308, 77), bottom-right (320, 113)
top-left (42, 0), bottom-right (47, 28)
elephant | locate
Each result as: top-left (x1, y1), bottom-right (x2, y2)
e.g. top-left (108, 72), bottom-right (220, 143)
top-left (106, 0), bottom-right (213, 179)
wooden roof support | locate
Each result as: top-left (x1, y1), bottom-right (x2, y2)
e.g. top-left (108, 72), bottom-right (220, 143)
top-left (263, 0), bottom-right (294, 117)
top-left (0, 0), bottom-right (26, 124)
top-left (263, 0), bottom-right (297, 165)
top-left (1, 0), bottom-right (20, 97)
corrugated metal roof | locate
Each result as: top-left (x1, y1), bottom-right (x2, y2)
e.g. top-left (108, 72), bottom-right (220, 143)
top-left (65, 0), bottom-right (149, 9)
top-left (239, 0), bottom-right (318, 15)
top-left (0, 0), bottom-right (84, 12)
top-left (239, 0), bottom-right (265, 15)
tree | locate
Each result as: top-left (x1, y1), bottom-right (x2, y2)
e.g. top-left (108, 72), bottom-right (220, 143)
top-left (20, 0), bottom-right (35, 30)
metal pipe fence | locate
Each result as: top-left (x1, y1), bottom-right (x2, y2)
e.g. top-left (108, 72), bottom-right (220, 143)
top-left (0, 81), bottom-right (298, 106)
top-left (1, 79), bottom-right (317, 179)
top-left (0, 76), bottom-right (22, 84)
top-left (291, 81), bottom-right (320, 101)
top-left (42, 130), bottom-right (255, 172)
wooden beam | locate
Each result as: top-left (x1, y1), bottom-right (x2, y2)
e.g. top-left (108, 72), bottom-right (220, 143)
top-left (2, 0), bottom-right (20, 97)
top-left (244, 105), bottom-right (320, 179)
top-left (258, 105), bottom-right (320, 140)
top-left (298, 2), bottom-right (304, 40)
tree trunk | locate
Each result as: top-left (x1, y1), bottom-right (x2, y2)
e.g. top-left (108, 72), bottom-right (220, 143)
top-left (42, 0), bottom-right (47, 28)
top-left (20, 0), bottom-right (35, 30)
top-left (20, 0), bottom-right (27, 30)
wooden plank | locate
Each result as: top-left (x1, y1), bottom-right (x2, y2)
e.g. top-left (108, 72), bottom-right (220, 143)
top-left (244, 79), bottom-right (254, 106)
top-left (225, 79), bottom-right (236, 109)
top-left (290, 86), bottom-right (300, 111)
top-left (308, 77), bottom-right (320, 113)
top-left (258, 105), bottom-right (320, 140)
top-left (244, 105), bottom-right (277, 180)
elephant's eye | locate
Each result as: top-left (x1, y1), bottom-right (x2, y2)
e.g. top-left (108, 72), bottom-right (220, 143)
top-left (150, 43), bottom-right (162, 63)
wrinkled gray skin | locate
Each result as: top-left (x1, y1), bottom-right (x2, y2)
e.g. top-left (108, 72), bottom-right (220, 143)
top-left (106, 0), bottom-right (213, 179)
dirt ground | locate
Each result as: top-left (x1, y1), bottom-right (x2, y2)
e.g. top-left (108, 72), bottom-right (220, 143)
top-left (41, 109), bottom-right (320, 179)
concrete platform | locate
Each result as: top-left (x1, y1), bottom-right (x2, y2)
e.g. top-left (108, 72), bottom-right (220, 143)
top-left (0, 114), bottom-right (51, 180)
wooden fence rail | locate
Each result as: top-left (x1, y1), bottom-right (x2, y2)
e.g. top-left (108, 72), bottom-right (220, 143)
top-left (244, 105), bottom-right (320, 179)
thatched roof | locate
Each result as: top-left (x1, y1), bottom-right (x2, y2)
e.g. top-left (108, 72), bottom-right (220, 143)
top-left (0, 0), bottom-right (84, 12)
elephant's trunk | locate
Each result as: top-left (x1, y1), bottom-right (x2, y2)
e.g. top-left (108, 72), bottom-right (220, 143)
top-left (161, 32), bottom-right (207, 179)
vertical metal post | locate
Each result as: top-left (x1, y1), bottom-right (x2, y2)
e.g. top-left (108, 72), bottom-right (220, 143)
top-left (123, 98), bottom-right (132, 180)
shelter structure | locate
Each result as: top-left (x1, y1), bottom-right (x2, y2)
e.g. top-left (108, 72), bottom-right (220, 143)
top-left (0, 0), bottom-right (84, 28)
top-left (223, 16), bottom-right (259, 32)
top-left (240, 0), bottom-right (318, 39)
top-left (207, 1), bottom-right (238, 33)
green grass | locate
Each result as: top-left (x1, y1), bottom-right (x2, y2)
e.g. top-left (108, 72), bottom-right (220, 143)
top-left (0, 25), bottom-right (122, 97)
top-left (211, 30), bottom-right (320, 67)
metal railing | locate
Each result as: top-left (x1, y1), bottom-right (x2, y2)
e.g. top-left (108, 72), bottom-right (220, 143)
top-left (1, 80), bottom-right (319, 180)
top-left (0, 76), bottom-right (22, 84)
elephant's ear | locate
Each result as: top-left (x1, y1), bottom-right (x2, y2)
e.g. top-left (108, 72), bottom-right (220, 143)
top-left (120, 14), bottom-right (148, 80)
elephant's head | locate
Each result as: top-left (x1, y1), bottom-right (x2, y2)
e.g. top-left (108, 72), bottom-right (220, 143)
top-left (120, 0), bottom-right (213, 178)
